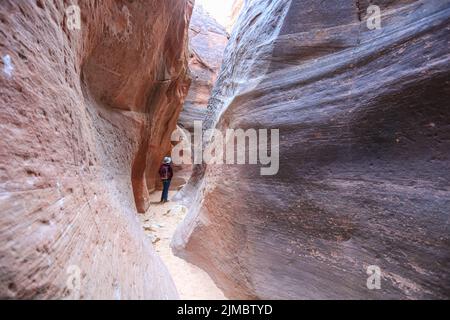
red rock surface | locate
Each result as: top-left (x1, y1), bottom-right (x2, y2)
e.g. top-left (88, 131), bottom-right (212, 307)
top-left (174, 4), bottom-right (228, 189)
top-left (173, 0), bottom-right (450, 299)
top-left (178, 4), bottom-right (228, 132)
top-left (0, 0), bottom-right (192, 299)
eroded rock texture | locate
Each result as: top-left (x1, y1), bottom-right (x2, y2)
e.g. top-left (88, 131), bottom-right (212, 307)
top-left (0, 0), bottom-right (192, 299)
top-left (173, 0), bottom-right (450, 299)
top-left (178, 4), bottom-right (228, 132)
top-left (174, 4), bottom-right (228, 189)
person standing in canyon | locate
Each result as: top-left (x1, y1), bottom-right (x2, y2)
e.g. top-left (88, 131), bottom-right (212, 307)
top-left (159, 157), bottom-right (173, 203)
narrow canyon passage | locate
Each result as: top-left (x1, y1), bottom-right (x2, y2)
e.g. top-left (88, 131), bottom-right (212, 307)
top-left (138, 191), bottom-right (226, 300)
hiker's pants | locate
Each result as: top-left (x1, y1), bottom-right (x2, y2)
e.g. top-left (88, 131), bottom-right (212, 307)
top-left (161, 179), bottom-right (171, 201)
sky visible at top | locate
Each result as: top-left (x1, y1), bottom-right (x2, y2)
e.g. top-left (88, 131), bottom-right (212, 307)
top-left (196, 0), bottom-right (234, 28)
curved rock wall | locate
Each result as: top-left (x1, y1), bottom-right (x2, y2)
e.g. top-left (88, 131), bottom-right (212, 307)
top-left (0, 0), bottom-right (192, 299)
top-left (173, 0), bottom-right (450, 299)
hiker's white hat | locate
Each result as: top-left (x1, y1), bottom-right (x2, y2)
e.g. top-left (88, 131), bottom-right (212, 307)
top-left (163, 156), bottom-right (172, 164)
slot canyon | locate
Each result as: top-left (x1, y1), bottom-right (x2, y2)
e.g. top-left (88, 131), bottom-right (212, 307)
top-left (1, 0), bottom-right (449, 300)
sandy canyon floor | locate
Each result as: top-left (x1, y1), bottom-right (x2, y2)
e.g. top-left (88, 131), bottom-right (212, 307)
top-left (138, 191), bottom-right (226, 300)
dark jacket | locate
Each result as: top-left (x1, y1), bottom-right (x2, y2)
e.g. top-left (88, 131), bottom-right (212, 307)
top-left (159, 164), bottom-right (173, 180)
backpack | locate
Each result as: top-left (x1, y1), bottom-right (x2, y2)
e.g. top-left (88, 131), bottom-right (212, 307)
top-left (159, 165), bottom-right (170, 180)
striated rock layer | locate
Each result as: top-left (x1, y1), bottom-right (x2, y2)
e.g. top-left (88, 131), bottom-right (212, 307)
top-left (0, 0), bottom-right (192, 299)
top-left (173, 0), bottom-right (450, 299)
top-left (174, 4), bottom-right (228, 189)
top-left (178, 4), bottom-right (228, 132)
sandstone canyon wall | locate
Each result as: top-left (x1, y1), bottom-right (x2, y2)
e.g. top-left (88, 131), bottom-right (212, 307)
top-left (173, 0), bottom-right (450, 299)
top-left (178, 4), bottom-right (228, 132)
top-left (0, 0), bottom-right (192, 299)
top-left (174, 4), bottom-right (228, 189)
